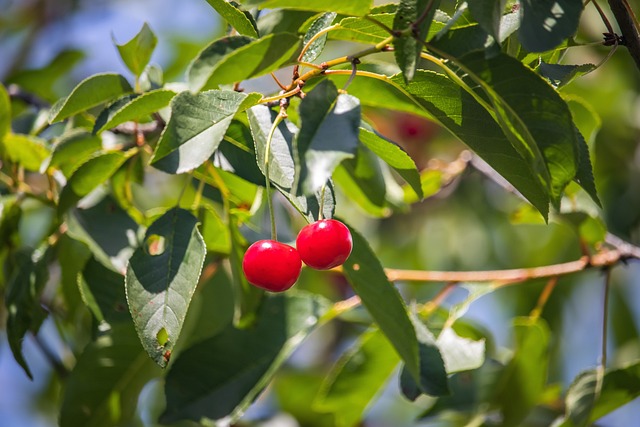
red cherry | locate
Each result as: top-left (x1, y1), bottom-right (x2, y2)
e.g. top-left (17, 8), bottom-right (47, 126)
top-left (296, 219), bottom-right (353, 270)
top-left (242, 240), bottom-right (302, 292)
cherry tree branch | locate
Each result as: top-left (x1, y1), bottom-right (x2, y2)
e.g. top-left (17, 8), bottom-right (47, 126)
top-left (607, 0), bottom-right (640, 70)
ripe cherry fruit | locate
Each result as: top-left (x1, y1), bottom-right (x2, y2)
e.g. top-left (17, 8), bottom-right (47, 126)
top-left (242, 240), bottom-right (302, 292)
top-left (296, 219), bottom-right (353, 270)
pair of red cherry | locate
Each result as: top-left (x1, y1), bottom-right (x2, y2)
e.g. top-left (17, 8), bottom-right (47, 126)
top-left (242, 219), bottom-right (352, 292)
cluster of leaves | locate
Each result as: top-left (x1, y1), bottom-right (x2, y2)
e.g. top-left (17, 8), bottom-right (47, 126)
top-left (0, 0), bottom-right (639, 426)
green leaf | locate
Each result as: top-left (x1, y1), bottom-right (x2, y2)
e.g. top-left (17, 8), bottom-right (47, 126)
top-left (563, 361), bottom-right (640, 426)
top-left (7, 49), bottom-right (85, 102)
top-left (59, 323), bottom-right (161, 427)
top-left (114, 23), bottom-right (158, 77)
top-left (49, 73), bottom-right (133, 123)
top-left (295, 80), bottom-right (360, 195)
top-left (538, 62), bottom-right (596, 88)
top-left (330, 13), bottom-right (395, 44)
top-left (393, 0), bottom-right (441, 82)
top-left (247, 0), bottom-right (373, 16)
top-left (205, 0), bottom-right (259, 37)
top-left (188, 35), bottom-right (253, 92)
top-left (151, 90), bottom-right (257, 174)
top-left (451, 52), bottom-right (580, 209)
top-left (228, 213), bottom-right (263, 328)
top-left (188, 33), bottom-right (301, 92)
top-left (65, 196), bottom-right (140, 273)
top-left (200, 205), bottom-right (231, 254)
top-left (359, 128), bottom-right (422, 199)
top-left (125, 208), bottom-right (206, 367)
top-left (93, 89), bottom-right (176, 134)
top-left (45, 130), bottom-right (102, 177)
top-left (468, 0), bottom-right (506, 41)
top-left (573, 127), bottom-right (600, 206)
top-left (5, 248), bottom-right (51, 378)
top-left (57, 235), bottom-right (91, 318)
top-left (331, 71), bottom-right (551, 216)
top-left (314, 328), bottom-right (400, 427)
top-left (333, 146), bottom-right (388, 217)
top-left (79, 257), bottom-right (130, 325)
top-left (492, 317), bottom-right (550, 427)
top-left (0, 83), bottom-right (10, 140)
top-left (178, 267), bottom-right (235, 350)
top-left (301, 12), bottom-right (337, 63)
top-left (58, 150), bottom-right (135, 213)
top-left (0, 133), bottom-right (50, 171)
top-left (341, 225), bottom-right (421, 383)
top-left (247, 105), bottom-right (297, 189)
top-left (257, 9), bottom-right (317, 36)
top-left (399, 314), bottom-right (449, 400)
top-left (519, 0), bottom-right (583, 52)
top-left (161, 293), bottom-right (329, 423)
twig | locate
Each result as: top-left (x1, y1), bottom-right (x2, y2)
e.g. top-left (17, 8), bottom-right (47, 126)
top-left (607, 0), bottom-right (640, 70)
top-left (7, 84), bottom-right (49, 108)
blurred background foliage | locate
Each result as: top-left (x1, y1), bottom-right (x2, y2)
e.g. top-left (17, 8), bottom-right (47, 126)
top-left (0, 0), bottom-right (639, 426)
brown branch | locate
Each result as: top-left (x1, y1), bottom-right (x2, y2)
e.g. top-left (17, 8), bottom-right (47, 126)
top-left (607, 0), bottom-right (640, 70)
top-left (334, 233), bottom-right (639, 285)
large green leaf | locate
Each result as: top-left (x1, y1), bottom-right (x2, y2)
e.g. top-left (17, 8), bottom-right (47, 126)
top-left (161, 293), bottom-right (328, 423)
top-left (385, 71), bottom-right (551, 217)
top-left (257, 9), bottom-right (316, 35)
top-left (393, 0), bottom-right (441, 82)
top-left (5, 247), bottom-right (52, 379)
top-left (492, 317), bottom-right (550, 427)
top-left (330, 13), bottom-right (395, 44)
top-left (245, 0), bottom-right (373, 16)
top-left (150, 90), bottom-right (258, 174)
top-left (359, 128), bottom-right (422, 199)
top-left (205, 0), bottom-right (258, 37)
top-left (314, 328), bottom-right (400, 427)
top-left (295, 80), bottom-right (360, 195)
top-left (573, 127), bottom-right (600, 206)
top-left (125, 208), bottom-right (206, 367)
top-left (454, 52), bottom-right (579, 207)
top-left (0, 83), bottom-right (9, 140)
top-left (45, 129), bottom-right (102, 177)
top-left (0, 133), bottom-right (50, 171)
top-left (563, 361), bottom-right (640, 426)
top-left (115, 22), bottom-right (158, 77)
top-left (188, 33), bottom-right (301, 92)
top-left (301, 12), bottom-right (337, 63)
top-left (49, 73), bottom-right (133, 123)
top-left (93, 89), bottom-right (176, 134)
top-left (58, 150), bottom-right (135, 213)
top-left (518, 0), bottom-right (583, 52)
top-left (468, 0), bottom-right (506, 41)
top-left (341, 225), bottom-right (421, 383)
top-left (59, 323), bottom-right (161, 427)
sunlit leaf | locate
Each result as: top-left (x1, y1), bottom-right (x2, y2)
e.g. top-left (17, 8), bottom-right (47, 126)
top-left (205, 0), bottom-right (259, 38)
top-left (245, 0), bottom-right (373, 16)
top-left (301, 12), bottom-right (337, 63)
top-left (49, 73), bottom-right (133, 123)
top-left (0, 133), bottom-right (50, 171)
top-left (151, 90), bottom-right (258, 174)
top-left (93, 89), bottom-right (176, 134)
top-left (115, 23), bottom-right (158, 77)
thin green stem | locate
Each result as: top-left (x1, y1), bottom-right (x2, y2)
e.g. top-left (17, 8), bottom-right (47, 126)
top-left (260, 86), bottom-right (301, 104)
top-left (264, 112), bottom-right (286, 240)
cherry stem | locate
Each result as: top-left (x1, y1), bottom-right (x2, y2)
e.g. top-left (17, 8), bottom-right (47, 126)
top-left (264, 112), bottom-right (286, 240)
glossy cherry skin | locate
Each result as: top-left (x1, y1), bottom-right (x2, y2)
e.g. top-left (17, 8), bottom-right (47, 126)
top-left (296, 219), bottom-right (353, 270)
top-left (242, 240), bottom-right (302, 292)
